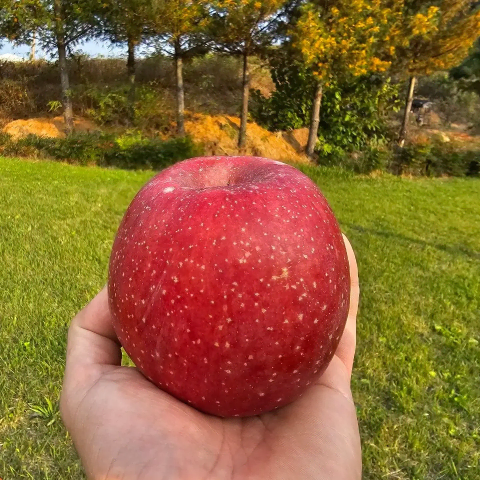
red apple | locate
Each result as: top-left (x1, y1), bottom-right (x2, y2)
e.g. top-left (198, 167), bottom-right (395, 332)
top-left (108, 156), bottom-right (350, 417)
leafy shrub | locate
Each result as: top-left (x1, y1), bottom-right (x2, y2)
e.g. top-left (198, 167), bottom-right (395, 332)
top-left (72, 84), bottom-right (172, 131)
top-left (362, 147), bottom-right (394, 173)
top-left (313, 144), bottom-right (393, 174)
top-left (346, 147), bottom-right (393, 174)
top-left (103, 135), bottom-right (203, 169)
top-left (310, 138), bottom-right (479, 177)
top-left (317, 79), bottom-right (400, 159)
top-left (0, 132), bottom-right (203, 169)
top-left (133, 84), bottom-right (173, 131)
top-left (114, 130), bottom-right (146, 150)
top-left (0, 132), bottom-right (113, 165)
top-left (79, 87), bottom-right (130, 125)
top-left (391, 141), bottom-right (480, 177)
top-left (74, 86), bottom-right (131, 125)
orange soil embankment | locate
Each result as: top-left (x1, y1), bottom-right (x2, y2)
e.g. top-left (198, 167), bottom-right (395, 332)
top-left (2, 116), bottom-right (99, 139)
top-left (2, 113), bottom-right (310, 164)
top-left (184, 114), bottom-right (309, 163)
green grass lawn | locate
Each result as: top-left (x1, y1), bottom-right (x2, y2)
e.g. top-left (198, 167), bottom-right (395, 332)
top-left (0, 157), bottom-right (479, 480)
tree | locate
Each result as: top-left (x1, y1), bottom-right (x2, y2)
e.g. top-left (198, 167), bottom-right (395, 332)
top-left (211, 0), bottom-right (287, 148)
top-left (251, 46), bottom-right (400, 158)
top-left (28, 0), bottom-right (99, 134)
top-left (96, 0), bottom-right (150, 123)
top-left (291, 0), bottom-right (394, 158)
top-left (149, 0), bottom-right (211, 136)
top-left (29, 29), bottom-right (37, 61)
top-left (393, 0), bottom-right (480, 145)
top-left (0, 0), bottom-right (42, 48)
top-left (2, 1), bottom-right (98, 133)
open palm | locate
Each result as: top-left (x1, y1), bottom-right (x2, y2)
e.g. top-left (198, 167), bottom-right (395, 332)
top-left (61, 236), bottom-right (361, 480)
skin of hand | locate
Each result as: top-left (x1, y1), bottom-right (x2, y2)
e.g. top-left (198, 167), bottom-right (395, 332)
top-left (60, 235), bottom-right (361, 480)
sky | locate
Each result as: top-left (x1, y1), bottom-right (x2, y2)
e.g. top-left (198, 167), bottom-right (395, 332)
top-left (0, 39), bottom-right (126, 60)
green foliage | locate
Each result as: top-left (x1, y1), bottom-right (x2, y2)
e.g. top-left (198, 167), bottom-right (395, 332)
top-left (4, 129), bottom-right (473, 176)
top-left (114, 130), bottom-right (145, 149)
top-left (210, 0), bottom-right (286, 54)
top-left (96, 0), bottom-right (149, 44)
top-left (29, 397), bottom-right (58, 426)
top-left (322, 146), bottom-right (394, 174)
top-left (0, 131), bottom-right (203, 169)
top-left (104, 134), bottom-right (203, 169)
top-left (361, 147), bottom-right (393, 173)
top-left (132, 84), bottom-right (173, 130)
top-left (73, 84), bottom-right (171, 130)
top-left (79, 86), bottom-right (130, 125)
top-left (0, 0), bottom-right (43, 44)
top-left (0, 132), bottom-right (110, 164)
top-left (450, 39), bottom-right (480, 94)
top-left (312, 140), bottom-right (480, 177)
top-left (47, 99), bottom-right (62, 112)
top-left (392, 141), bottom-right (480, 177)
top-left (449, 40), bottom-right (480, 126)
top-left (316, 78), bottom-right (400, 159)
top-left (37, 0), bottom-right (102, 50)
top-left (251, 53), bottom-right (401, 159)
top-left (251, 55), bottom-right (316, 130)
top-left (149, 0), bottom-right (210, 42)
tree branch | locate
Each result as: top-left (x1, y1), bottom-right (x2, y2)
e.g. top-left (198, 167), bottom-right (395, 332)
top-left (65, 25), bottom-right (94, 47)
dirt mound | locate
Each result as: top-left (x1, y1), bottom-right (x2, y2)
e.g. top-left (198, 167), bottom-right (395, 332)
top-left (3, 116), bottom-right (99, 139)
top-left (184, 114), bottom-right (310, 163)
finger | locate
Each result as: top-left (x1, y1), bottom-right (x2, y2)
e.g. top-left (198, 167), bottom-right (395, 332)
top-left (334, 234), bottom-right (359, 377)
top-left (66, 287), bottom-right (122, 368)
top-left (74, 286), bottom-right (119, 342)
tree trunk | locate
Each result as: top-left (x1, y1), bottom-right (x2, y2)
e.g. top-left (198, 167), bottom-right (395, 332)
top-left (306, 81), bottom-right (323, 159)
top-left (127, 37), bottom-right (136, 125)
top-left (29, 30), bottom-right (36, 62)
top-left (174, 39), bottom-right (185, 136)
top-left (54, 0), bottom-right (73, 135)
top-left (398, 76), bottom-right (416, 147)
top-left (238, 49), bottom-right (250, 149)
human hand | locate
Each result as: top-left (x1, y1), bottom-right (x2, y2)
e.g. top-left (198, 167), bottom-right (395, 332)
top-left (60, 235), bottom-right (361, 480)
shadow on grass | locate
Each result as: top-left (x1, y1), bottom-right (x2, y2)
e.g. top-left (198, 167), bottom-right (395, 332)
top-left (346, 224), bottom-right (480, 261)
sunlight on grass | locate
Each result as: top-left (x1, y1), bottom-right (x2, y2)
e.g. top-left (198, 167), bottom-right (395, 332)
top-left (0, 157), bottom-right (479, 479)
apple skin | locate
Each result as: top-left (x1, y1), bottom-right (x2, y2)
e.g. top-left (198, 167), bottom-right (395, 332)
top-left (108, 156), bottom-right (350, 417)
